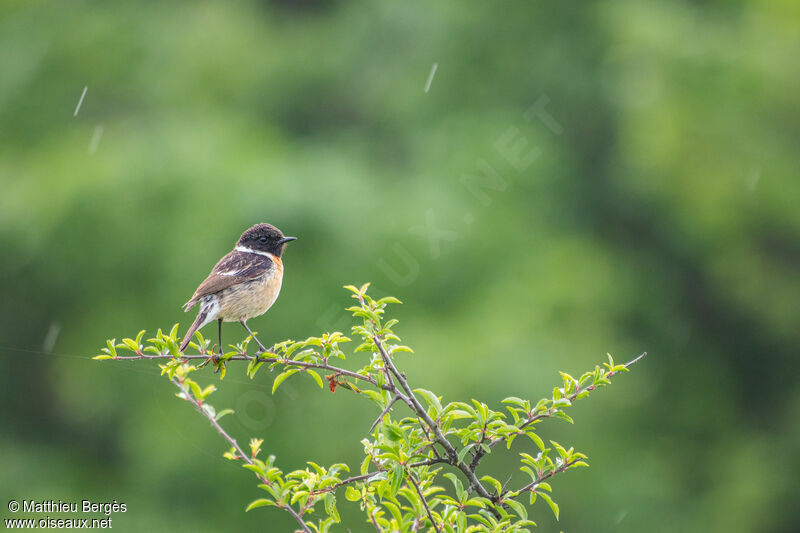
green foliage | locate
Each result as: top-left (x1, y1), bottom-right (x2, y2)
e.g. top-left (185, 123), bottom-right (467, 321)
top-left (97, 285), bottom-right (643, 532)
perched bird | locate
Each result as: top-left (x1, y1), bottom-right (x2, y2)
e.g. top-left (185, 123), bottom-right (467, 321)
top-left (179, 223), bottom-right (296, 354)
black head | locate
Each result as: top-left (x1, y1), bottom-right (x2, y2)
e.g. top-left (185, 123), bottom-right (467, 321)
top-left (236, 223), bottom-right (296, 257)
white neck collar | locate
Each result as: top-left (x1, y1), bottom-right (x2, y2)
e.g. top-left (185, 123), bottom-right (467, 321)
top-left (235, 245), bottom-right (275, 258)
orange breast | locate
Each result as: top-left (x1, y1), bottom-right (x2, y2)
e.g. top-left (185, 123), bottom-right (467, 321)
top-left (217, 268), bottom-right (283, 322)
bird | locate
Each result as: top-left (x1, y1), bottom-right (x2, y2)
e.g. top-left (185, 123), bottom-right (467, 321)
top-left (179, 223), bottom-right (296, 354)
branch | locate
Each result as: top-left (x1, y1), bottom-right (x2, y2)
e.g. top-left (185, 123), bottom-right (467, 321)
top-left (508, 458), bottom-right (579, 498)
top-left (504, 351), bottom-right (646, 441)
top-left (308, 472), bottom-right (381, 496)
top-left (406, 470), bottom-right (441, 533)
top-left (97, 286), bottom-right (646, 531)
top-left (369, 393), bottom-right (403, 432)
top-left (371, 335), bottom-right (501, 516)
top-left (118, 350), bottom-right (383, 391)
top-left (471, 352), bottom-right (649, 471)
top-left (369, 511), bottom-right (384, 533)
top-left (409, 458), bottom-right (448, 468)
top-left (171, 377), bottom-right (312, 533)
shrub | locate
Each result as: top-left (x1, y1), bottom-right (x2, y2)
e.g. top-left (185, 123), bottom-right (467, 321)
top-left (96, 284), bottom-right (644, 532)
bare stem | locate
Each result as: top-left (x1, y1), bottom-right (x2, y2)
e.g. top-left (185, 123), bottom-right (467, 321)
top-left (369, 393), bottom-right (403, 432)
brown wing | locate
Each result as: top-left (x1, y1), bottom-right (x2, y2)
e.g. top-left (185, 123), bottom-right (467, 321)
top-left (183, 250), bottom-right (274, 310)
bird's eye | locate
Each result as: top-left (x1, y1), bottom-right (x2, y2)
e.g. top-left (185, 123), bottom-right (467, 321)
top-left (259, 236), bottom-right (268, 243)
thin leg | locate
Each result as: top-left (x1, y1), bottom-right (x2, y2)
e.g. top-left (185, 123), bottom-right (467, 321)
top-left (241, 320), bottom-right (269, 353)
top-left (217, 318), bottom-right (223, 355)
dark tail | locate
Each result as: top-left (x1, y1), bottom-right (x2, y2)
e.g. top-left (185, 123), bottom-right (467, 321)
top-left (180, 307), bottom-right (210, 352)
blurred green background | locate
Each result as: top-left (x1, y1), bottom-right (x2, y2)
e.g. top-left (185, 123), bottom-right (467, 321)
top-left (2, 0), bottom-right (799, 531)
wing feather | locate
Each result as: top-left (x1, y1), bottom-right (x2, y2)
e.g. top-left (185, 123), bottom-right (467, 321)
top-left (183, 250), bottom-right (273, 310)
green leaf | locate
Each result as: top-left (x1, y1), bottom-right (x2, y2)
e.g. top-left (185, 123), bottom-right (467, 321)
top-left (480, 475), bottom-right (502, 495)
top-left (553, 411), bottom-right (574, 424)
top-left (215, 409), bottom-right (234, 421)
top-left (272, 369), bottom-right (300, 393)
top-left (360, 454), bottom-right (371, 475)
top-left (520, 466), bottom-right (536, 481)
top-left (362, 390), bottom-right (387, 408)
top-left (324, 493), bottom-right (340, 522)
top-left (456, 510), bottom-right (467, 531)
top-left (391, 345), bottom-right (414, 354)
top-left (457, 444), bottom-right (475, 465)
top-left (537, 491), bottom-right (559, 520)
top-left (383, 501), bottom-right (404, 525)
top-left (502, 397), bottom-right (529, 408)
top-left (354, 342), bottom-right (375, 353)
top-left (414, 388), bottom-right (443, 415)
top-left (186, 380), bottom-right (202, 399)
top-left (505, 499), bottom-right (527, 521)
top-left (551, 441), bottom-right (568, 459)
top-left (247, 357), bottom-right (265, 379)
top-left (243, 464), bottom-right (263, 475)
top-left (307, 369), bottom-right (324, 389)
top-left (389, 464), bottom-right (404, 496)
top-left (122, 338), bottom-right (139, 352)
top-left (444, 473), bottom-right (466, 501)
top-left (345, 486), bottom-right (360, 502)
top-left (245, 498), bottom-right (275, 512)
top-left (526, 431), bottom-right (546, 451)
top-left (382, 422), bottom-right (404, 442)
top-left (447, 402), bottom-right (478, 420)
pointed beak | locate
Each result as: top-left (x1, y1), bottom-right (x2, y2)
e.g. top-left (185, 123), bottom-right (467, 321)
top-left (279, 236), bottom-right (297, 244)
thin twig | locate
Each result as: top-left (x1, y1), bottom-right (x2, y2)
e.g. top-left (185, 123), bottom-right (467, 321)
top-left (414, 418), bottom-right (444, 461)
top-left (307, 461), bottom-right (445, 498)
top-left (408, 458), bottom-right (448, 468)
top-left (372, 335), bottom-right (501, 517)
top-left (369, 511), bottom-right (384, 532)
top-left (510, 458), bottom-right (579, 496)
top-left (370, 394), bottom-right (402, 432)
top-left (117, 350), bottom-right (382, 389)
top-left (171, 377), bottom-right (312, 533)
top-left (109, 327), bottom-right (644, 529)
top-left (476, 352), bottom-right (649, 468)
top-left (308, 472), bottom-right (383, 496)
top-left (173, 377), bottom-right (249, 460)
top-left (407, 470), bottom-right (441, 533)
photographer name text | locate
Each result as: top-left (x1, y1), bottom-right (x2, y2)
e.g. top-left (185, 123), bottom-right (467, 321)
top-left (19, 500), bottom-right (125, 515)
